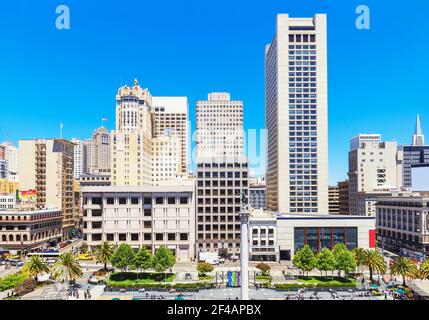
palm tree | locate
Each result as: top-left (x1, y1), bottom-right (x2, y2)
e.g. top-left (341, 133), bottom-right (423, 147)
top-left (96, 241), bottom-right (115, 271)
top-left (390, 256), bottom-right (418, 286)
top-left (23, 255), bottom-right (50, 282)
top-left (51, 252), bottom-right (83, 285)
top-left (361, 250), bottom-right (386, 282)
top-left (352, 248), bottom-right (366, 273)
top-left (418, 259), bottom-right (429, 280)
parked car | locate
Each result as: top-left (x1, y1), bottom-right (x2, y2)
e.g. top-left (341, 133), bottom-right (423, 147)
top-left (78, 253), bottom-right (93, 261)
top-left (7, 259), bottom-right (24, 267)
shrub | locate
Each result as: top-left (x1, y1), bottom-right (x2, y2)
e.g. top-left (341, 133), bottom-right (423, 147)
top-left (256, 263), bottom-right (271, 275)
top-left (197, 262), bottom-right (214, 277)
top-left (0, 273), bottom-right (28, 292)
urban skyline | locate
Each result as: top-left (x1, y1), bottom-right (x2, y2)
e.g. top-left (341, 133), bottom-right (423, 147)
top-left (1, 1), bottom-right (428, 185)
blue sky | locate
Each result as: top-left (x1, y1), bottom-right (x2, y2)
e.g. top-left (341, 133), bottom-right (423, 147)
top-left (0, 0), bottom-right (428, 184)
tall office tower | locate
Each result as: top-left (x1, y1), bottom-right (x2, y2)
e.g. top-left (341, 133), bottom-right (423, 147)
top-left (338, 180), bottom-right (350, 215)
top-left (403, 115), bottom-right (429, 188)
top-left (412, 114), bottom-right (425, 146)
top-left (348, 135), bottom-right (403, 215)
top-left (19, 139), bottom-right (76, 238)
top-left (196, 93), bottom-right (244, 162)
top-left (86, 127), bottom-right (111, 174)
top-left (72, 138), bottom-right (86, 179)
top-left (265, 14), bottom-right (328, 214)
top-left (195, 92), bottom-right (248, 258)
top-left (328, 185), bottom-right (339, 214)
top-left (112, 80), bottom-right (154, 186)
top-left (0, 145), bottom-right (5, 160)
top-left (153, 97), bottom-right (189, 174)
top-left (0, 141), bottom-right (19, 182)
top-left (153, 134), bottom-right (182, 186)
top-left (350, 134), bottom-right (381, 152)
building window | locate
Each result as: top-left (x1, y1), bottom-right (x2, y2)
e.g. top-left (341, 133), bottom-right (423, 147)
top-left (131, 233), bottom-right (139, 241)
top-left (119, 234), bottom-right (127, 241)
top-left (168, 233), bottom-right (176, 241)
top-left (180, 233), bottom-right (188, 241)
top-left (156, 233), bottom-right (163, 241)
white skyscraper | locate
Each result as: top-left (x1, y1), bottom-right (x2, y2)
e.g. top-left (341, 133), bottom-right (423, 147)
top-left (412, 114), bottom-right (425, 146)
top-left (72, 138), bottom-right (86, 179)
top-left (0, 141), bottom-right (19, 182)
top-left (348, 135), bottom-right (403, 216)
top-left (265, 14), bottom-right (328, 214)
top-left (196, 92), bottom-right (244, 163)
top-left (152, 97), bottom-right (189, 174)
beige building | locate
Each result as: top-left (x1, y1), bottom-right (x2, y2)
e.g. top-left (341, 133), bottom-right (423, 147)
top-left (19, 139), bottom-right (76, 238)
top-left (81, 181), bottom-right (196, 261)
top-left (0, 179), bottom-right (18, 194)
top-left (328, 185), bottom-right (339, 214)
top-left (153, 97), bottom-right (189, 174)
top-left (86, 127), bottom-right (111, 174)
top-left (196, 93), bottom-right (244, 163)
top-left (0, 208), bottom-right (62, 252)
top-left (153, 134), bottom-right (182, 186)
top-left (265, 14), bottom-right (329, 214)
top-left (112, 80), bottom-right (154, 186)
top-left (348, 135), bottom-right (403, 215)
top-left (112, 80), bottom-right (190, 187)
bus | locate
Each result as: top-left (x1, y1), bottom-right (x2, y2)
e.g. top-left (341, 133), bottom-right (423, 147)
top-left (27, 252), bottom-right (60, 264)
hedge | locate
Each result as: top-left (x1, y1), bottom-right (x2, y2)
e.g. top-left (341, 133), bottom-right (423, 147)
top-left (0, 273), bottom-right (28, 292)
top-left (107, 281), bottom-right (216, 290)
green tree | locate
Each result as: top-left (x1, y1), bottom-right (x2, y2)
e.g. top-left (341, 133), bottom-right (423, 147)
top-left (255, 263), bottom-right (271, 275)
top-left (390, 256), bottom-right (418, 286)
top-left (293, 245), bottom-right (316, 276)
top-left (134, 246), bottom-right (152, 272)
top-left (51, 252), bottom-right (83, 285)
top-left (361, 250), bottom-right (386, 282)
top-left (197, 262), bottom-right (214, 277)
top-left (96, 241), bottom-right (115, 271)
top-left (419, 259), bottom-right (429, 280)
top-left (151, 245), bottom-right (176, 277)
top-left (22, 255), bottom-right (50, 282)
top-left (316, 248), bottom-right (335, 276)
top-left (111, 244), bottom-right (136, 271)
top-left (333, 243), bottom-right (356, 277)
top-left (352, 247), bottom-right (366, 273)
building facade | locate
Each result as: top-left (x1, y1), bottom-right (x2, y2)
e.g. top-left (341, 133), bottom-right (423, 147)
top-left (348, 135), bottom-right (403, 215)
top-left (72, 138), bottom-right (86, 180)
top-left (81, 183), bottom-right (196, 261)
top-left (153, 97), bottom-right (189, 174)
top-left (265, 14), bottom-right (328, 214)
top-left (0, 208), bottom-right (62, 252)
top-left (338, 180), bottom-right (350, 215)
top-left (328, 185), bottom-right (339, 214)
top-left (195, 92), bottom-right (248, 257)
top-left (19, 139), bottom-right (75, 238)
top-left (112, 80), bottom-right (154, 186)
top-left (376, 192), bottom-right (429, 258)
top-left (0, 142), bottom-right (19, 182)
top-left (249, 185), bottom-right (267, 211)
top-left (276, 213), bottom-right (376, 260)
top-left (249, 211), bottom-right (277, 261)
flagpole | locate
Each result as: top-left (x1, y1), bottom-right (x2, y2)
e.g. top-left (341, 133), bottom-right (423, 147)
top-left (60, 123), bottom-right (63, 139)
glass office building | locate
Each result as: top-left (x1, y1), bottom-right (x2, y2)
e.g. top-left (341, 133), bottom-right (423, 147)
top-left (294, 227), bottom-right (358, 253)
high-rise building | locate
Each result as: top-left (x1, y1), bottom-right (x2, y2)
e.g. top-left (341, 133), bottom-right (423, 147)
top-left (153, 97), bottom-right (189, 174)
top-left (87, 127), bottom-right (111, 174)
top-left (265, 14), bottom-right (328, 214)
top-left (350, 134), bottom-right (381, 152)
top-left (328, 185), bottom-right (339, 214)
top-left (338, 180), bottom-right (350, 215)
top-left (111, 80), bottom-right (154, 186)
top-left (72, 138), bottom-right (86, 179)
top-left (412, 114), bottom-right (425, 146)
top-left (19, 139), bottom-right (76, 238)
top-left (196, 93), bottom-right (244, 163)
top-left (348, 135), bottom-right (403, 215)
top-left (0, 141), bottom-right (19, 182)
top-left (153, 134), bottom-right (182, 186)
top-left (195, 92), bottom-right (248, 257)
top-left (402, 115), bottom-right (429, 188)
